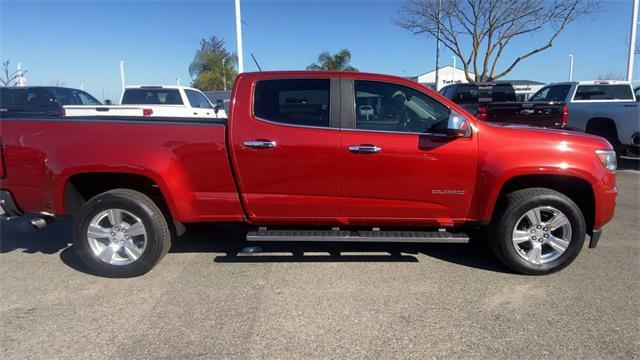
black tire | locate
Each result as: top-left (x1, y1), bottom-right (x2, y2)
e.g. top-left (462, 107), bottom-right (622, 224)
top-left (489, 188), bottom-right (586, 275)
top-left (73, 189), bottom-right (172, 278)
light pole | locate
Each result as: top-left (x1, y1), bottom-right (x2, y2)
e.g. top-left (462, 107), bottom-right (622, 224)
top-left (569, 54), bottom-right (574, 81)
top-left (120, 61), bottom-right (126, 93)
top-left (627, 0), bottom-right (638, 81)
top-left (235, 0), bottom-right (244, 73)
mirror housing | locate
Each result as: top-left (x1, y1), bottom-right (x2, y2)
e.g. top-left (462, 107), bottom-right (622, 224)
top-left (104, 99), bottom-right (112, 105)
top-left (446, 112), bottom-right (470, 137)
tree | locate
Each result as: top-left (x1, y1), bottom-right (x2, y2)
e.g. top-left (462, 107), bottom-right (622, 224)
top-left (189, 36), bottom-right (237, 91)
top-left (1, 60), bottom-right (27, 87)
top-left (307, 49), bottom-right (358, 71)
top-left (397, 0), bottom-right (596, 82)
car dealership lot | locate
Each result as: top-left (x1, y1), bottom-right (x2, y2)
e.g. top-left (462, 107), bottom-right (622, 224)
top-left (1, 163), bottom-right (638, 359)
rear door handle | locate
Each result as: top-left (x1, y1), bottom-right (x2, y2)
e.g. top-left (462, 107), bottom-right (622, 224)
top-left (348, 145), bottom-right (381, 153)
top-left (243, 140), bottom-right (277, 149)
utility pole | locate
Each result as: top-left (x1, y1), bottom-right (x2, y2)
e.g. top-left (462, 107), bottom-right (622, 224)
top-left (434, 0), bottom-right (441, 91)
top-left (569, 54), bottom-right (574, 81)
top-left (235, 0), bottom-right (244, 73)
top-left (627, 0), bottom-right (639, 81)
top-left (120, 61), bottom-right (126, 93)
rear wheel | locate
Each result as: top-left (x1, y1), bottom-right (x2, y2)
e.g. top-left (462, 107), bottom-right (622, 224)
top-left (73, 189), bottom-right (171, 277)
top-left (489, 188), bottom-right (586, 275)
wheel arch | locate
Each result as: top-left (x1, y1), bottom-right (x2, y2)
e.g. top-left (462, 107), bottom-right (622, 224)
top-left (61, 171), bottom-right (176, 221)
top-left (585, 117), bottom-right (620, 145)
top-left (489, 174), bottom-right (595, 235)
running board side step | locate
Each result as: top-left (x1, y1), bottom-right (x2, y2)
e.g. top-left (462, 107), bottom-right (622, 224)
top-left (246, 229), bottom-right (469, 243)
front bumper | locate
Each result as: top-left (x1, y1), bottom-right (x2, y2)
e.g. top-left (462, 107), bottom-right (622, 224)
top-left (0, 190), bottom-right (23, 217)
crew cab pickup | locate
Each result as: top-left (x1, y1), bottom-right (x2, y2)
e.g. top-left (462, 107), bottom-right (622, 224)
top-left (439, 83), bottom-right (567, 128)
top-left (0, 71), bottom-right (618, 277)
top-left (528, 81), bottom-right (639, 157)
top-left (64, 85), bottom-right (227, 119)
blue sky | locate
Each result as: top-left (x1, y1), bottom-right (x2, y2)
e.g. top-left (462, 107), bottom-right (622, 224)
top-left (1, 0), bottom-right (638, 101)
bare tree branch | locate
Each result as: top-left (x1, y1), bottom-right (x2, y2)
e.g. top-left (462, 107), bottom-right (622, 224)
top-left (397, 0), bottom-right (597, 82)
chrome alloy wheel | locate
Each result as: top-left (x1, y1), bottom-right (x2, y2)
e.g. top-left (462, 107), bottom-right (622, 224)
top-left (86, 209), bottom-right (147, 266)
top-left (512, 206), bottom-right (572, 265)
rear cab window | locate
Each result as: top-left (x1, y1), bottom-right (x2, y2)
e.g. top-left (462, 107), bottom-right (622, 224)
top-left (573, 85), bottom-right (634, 101)
top-left (253, 79), bottom-right (330, 128)
top-left (121, 89), bottom-right (184, 105)
top-left (0, 88), bottom-right (58, 117)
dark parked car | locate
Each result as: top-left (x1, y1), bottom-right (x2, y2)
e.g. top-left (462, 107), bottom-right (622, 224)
top-left (0, 86), bottom-right (101, 118)
top-left (439, 83), bottom-right (567, 128)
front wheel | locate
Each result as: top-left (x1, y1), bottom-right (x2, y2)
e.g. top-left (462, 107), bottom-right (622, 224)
top-left (489, 188), bottom-right (586, 275)
top-left (73, 189), bottom-right (172, 278)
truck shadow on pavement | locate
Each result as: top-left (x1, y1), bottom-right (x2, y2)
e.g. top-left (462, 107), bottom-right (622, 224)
top-left (1, 219), bottom-right (512, 275)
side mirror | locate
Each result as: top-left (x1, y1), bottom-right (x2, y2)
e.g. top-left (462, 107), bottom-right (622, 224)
top-left (214, 104), bottom-right (221, 114)
top-left (104, 99), bottom-right (112, 105)
top-left (446, 112), bottom-right (471, 137)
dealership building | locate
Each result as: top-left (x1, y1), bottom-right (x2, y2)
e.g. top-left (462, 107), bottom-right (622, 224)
top-left (412, 66), bottom-right (545, 101)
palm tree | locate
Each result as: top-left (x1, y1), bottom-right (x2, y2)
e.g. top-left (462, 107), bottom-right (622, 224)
top-left (307, 49), bottom-right (358, 71)
top-left (189, 36), bottom-right (237, 91)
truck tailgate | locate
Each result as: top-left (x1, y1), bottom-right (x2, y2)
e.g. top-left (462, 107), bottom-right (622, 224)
top-left (486, 102), bottom-right (565, 128)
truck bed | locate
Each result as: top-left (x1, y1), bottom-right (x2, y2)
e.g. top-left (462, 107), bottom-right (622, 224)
top-left (0, 117), bottom-right (244, 222)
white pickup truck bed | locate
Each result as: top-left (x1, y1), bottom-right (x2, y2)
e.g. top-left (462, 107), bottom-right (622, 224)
top-left (64, 85), bottom-right (227, 119)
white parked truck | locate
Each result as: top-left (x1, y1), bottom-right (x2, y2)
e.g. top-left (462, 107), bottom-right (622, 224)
top-left (529, 81), bottom-right (639, 157)
top-left (64, 85), bottom-right (227, 119)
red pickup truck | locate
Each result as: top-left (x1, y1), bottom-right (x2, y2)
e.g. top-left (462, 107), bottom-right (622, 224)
top-left (0, 71), bottom-right (618, 277)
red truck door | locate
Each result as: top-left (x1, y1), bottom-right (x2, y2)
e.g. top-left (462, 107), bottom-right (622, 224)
top-left (229, 75), bottom-right (342, 223)
top-left (340, 78), bottom-right (478, 226)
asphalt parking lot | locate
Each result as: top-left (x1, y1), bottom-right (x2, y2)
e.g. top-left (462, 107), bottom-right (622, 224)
top-left (1, 160), bottom-right (638, 360)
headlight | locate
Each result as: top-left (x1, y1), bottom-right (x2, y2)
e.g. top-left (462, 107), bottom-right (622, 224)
top-left (595, 150), bottom-right (617, 171)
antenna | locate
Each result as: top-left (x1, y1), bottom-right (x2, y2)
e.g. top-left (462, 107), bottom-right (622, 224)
top-left (251, 53), bottom-right (262, 71)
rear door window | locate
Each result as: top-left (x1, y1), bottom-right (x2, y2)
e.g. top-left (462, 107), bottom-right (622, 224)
top-left (573, 85), bottom-right (634, 101)
top-left (185, 90), bottom-right (213, 109)
top-left (253, 79), bottom-right (330, 127)
top-left (548, 85), bottom-right (571, 102)
top-left (121, 89), bottom-right (184, 105)
top-left (530, 87), bottom-right (551, 101)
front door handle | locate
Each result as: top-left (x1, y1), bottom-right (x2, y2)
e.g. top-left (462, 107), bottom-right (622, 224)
top-left (348, 145), bottom-right (381, 154)
top-left (243, 140), bottom-right (277, 149)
